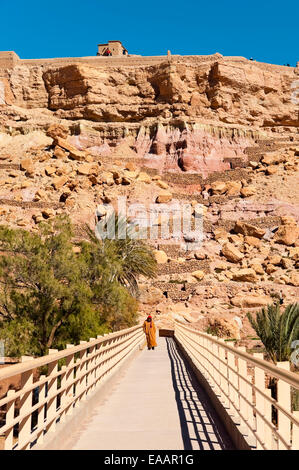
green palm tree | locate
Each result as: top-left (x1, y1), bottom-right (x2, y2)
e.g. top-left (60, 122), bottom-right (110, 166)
top-left (84, 214), bottom-right (157, 297)
top-left (247, 303), bottom-right (299, 363)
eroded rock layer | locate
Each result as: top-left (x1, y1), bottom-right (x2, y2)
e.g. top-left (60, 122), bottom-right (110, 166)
top-left (0, 52), bottom-right (298, 344)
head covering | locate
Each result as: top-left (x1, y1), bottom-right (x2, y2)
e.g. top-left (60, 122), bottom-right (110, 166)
top-left (147, 315), bottom-right (153, 327)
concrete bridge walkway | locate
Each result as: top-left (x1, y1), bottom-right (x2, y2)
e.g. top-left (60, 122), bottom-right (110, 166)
top-left (63, 337), bottom-right (234, 450)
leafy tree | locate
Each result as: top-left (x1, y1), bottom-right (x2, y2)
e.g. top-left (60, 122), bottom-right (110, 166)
top-left (0, 215), bottom-right (156, 357)
top-left (247, 303), bottom-right (299, 363)
top-left (0, 216), bottom-right (102, 356)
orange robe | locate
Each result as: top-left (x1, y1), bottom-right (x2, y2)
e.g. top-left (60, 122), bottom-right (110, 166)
top-left (143, 320), bottom-right (157, 348)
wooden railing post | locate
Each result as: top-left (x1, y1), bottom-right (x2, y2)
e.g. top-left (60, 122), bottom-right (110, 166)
top-left (4, 390), bottom-right (16, 450)
top-left (36, 374), bottom-right (46, 445)
top-left (218, 339), bottom-right (229, 407)
top-left (18, 356), bottom-right (34, 450)
top-left (292, 411), bottom-right (299, 450)
top-left (58, 366), bottom-right (67, 423)
top-left (227, 349), bottom-right (237, 411)
top-left (88, 339), bottom-right (96, 395)
top-left (264, 388), bottom-right (273, 449)
top-left (65, 345), bottom-right (75, 417)
top-left (253, 353), bottom-right (265, 449)
top-left (237, 347), bottom-right (249, 427)
top-left (277, 361), bottom-right (291, 449)
top-left (45, 349), bottom-right (58, 434)
top-left (78, 341), bottom-right (88, 404)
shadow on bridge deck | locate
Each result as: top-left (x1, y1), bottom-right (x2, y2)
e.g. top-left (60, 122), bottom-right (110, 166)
top-left (166, 338), bottom-right (234, 450)
top-left (61, 337), bottom-right (234, 450)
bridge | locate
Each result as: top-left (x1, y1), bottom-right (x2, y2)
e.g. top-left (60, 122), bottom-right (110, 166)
top-left (0, 322), bottom-right (298, 450)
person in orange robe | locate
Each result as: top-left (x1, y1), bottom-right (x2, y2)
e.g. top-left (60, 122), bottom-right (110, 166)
top-left (143, 315), bottom-right (157, 350)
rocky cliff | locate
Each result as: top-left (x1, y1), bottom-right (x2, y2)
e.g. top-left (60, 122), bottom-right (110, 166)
top-left (0, 52), bottom-right (298, 343)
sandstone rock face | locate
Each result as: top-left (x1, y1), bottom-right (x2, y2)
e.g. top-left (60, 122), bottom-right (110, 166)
top-left (1, 52), bottom-right (299, 345)
top-left (2, 54), bottom-right (297, 176)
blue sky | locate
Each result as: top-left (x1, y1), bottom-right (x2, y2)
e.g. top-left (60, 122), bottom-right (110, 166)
top-left (1, 0), bottom-right (298, 66)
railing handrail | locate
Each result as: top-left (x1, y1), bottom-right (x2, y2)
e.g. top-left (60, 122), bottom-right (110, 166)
top-left (0, 324), bottom-right (142, 381)
top-left (175, 321), bottom-right (299, 389)
top-left (0, 323), bottom-right (145, 450)
top-left (174, 321), bottom-right (299, 450)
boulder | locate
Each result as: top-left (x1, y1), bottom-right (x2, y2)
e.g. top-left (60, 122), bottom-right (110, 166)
top-left (244, 236), bottom-right (261, 247)
top-left (281, 216), bottom-right (297, 226)
top-left (156, 191), bottom-right (173, 203)
top-left (213, 228), bottom-right (229, 241)
top-left (157, 180), bottom-right (169, 190)
top-left (266, 165), bottom-right (278, 175)
top-left (52, 176), bottom-right (68, 190)
top-left (225, 181), bottom-right (242, 196)
top-left (45, 166), bottom-right (56, 176)
top-left (42, 209), bottom-right (55, 219)
top-left (221, 242), bottom-right (244, 263)
top-left (289, 247), bottom-right (299, 261)
top-left (191, 270), bottom-right (205, 281)
top-left (34, 189), bottom-right (47, 201)
top-left (266, 264), bottom-right (277, 274)
top-left (137, 172), bottom-right (151, 184)
top-left (207, 317), bottom-right (240, 339)
top-left (231, 294), bottom-right (272, 308)
top-left (53, 146), bottom-right (68, 159)
top-left (46, 124), bottom-right (69, 141)
top-left (20, 158), bottom-right (34, 176)
top-left (77, 163), bottom-right (93, 175)
top-left (232, 268), bottom-right (257, 282)
top-left (124, 161), bottom-right (136, 171)
top-left (210, 181), bottom-right (227, 195)
top-left (261, 152), bottom-right (286, 165)
top-left (138, 285), bottom-right (164, 304)
top-left (153, 250), bottom-right (168, 264)
top-left (250, 263), bottom-right (265, 275)
top-left (55, 138), bottom-right (87, 161)
top-left (273, 224), bottom-right (299, 246)
top-left (194, 251), bottom-right (206, 260)
top-left (234, 221), bottom-right (265, 239)
top-left (240, 185), bottom-right (256, 197)
top-left (267, 255), bottom-right (282, 266)
top-left (289, 272), bottom-right (299, 287)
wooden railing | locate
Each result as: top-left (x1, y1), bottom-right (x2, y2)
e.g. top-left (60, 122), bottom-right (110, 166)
top-left (0, 325), bottom-right (144, 450)
top-left (174, 321), bottom-right (299, 450)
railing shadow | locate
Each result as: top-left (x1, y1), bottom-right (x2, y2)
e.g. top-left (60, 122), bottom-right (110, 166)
top-left (165, 337), bottom-right (234, 450)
